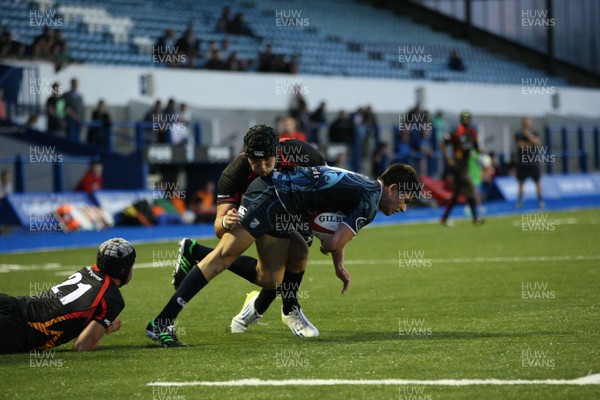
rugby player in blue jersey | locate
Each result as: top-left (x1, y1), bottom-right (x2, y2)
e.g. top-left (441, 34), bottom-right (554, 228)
top-left (146, 162), bottom-right (419, 346)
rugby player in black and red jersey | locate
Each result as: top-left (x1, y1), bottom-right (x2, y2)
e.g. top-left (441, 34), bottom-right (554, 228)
top-left (146, 161), bottom-right (419, 347)
top-left (0, 238), bottom-right (135, 353)
top-left (163, 125), bottom-right (326, 340)
top-left (440, 111), bottom-right (484, 226)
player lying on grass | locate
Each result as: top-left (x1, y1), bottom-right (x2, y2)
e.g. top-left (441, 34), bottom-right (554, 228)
top-left (172, 124), bottom-right (326, 337)
top-left (146, 163), bottom-right (419, 347)
top-left (0, 238), bottom-right (135, 353)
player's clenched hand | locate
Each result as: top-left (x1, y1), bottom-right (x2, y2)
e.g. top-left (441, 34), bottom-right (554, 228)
top-left (224, 208), bottom-right (241, 229)
top-left (335, 265), bottom-right (351, 294)
top-left (105, 317), bottom-right (121, 335)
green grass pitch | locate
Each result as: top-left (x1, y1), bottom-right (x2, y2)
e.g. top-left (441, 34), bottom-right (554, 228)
top-left (0, 209), bottom-right (599, 399)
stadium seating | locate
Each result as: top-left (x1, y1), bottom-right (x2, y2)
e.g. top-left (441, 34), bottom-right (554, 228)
top-left (1, 0), bottom-right (567, 86)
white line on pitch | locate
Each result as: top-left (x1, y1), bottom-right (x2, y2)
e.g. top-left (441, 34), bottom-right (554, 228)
top-left (2, 254), bottom-right (600, 275)
top-left (308, 254), bottom-right (600, 265)
top-left (147, 374), bottom-right (600, 387)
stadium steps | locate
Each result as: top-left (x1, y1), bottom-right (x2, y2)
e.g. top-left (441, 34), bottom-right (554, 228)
top-left (0, 0), bottom-right (568, 86)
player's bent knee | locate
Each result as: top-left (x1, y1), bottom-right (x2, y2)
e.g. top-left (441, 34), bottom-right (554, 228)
top-left (256, 270), bottom-right (281, 290)
top-left (287, 231), bottom-right (309, 273)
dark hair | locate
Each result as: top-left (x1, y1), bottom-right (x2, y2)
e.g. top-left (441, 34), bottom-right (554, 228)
top-left (243, 124), bottom-right (278, 158)
top-left (378, 163), bottom-right (420, 199)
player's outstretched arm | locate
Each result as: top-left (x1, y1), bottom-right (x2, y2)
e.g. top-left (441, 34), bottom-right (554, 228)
top-left (72, 320), bottom-right (112, 352)
top-left (320, 224), bottom-right (354, 293)
top-left (331, 249), bottom-right (351, 294)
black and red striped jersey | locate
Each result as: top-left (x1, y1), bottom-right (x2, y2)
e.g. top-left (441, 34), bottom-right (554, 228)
top-left (443, 124), bottom-right (479, 163)
top-left (16, 265), bottom-right (124, 350)
top-left (217, 139), bottom-right (325, 206)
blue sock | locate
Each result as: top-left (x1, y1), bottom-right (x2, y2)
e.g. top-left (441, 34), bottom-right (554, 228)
top-left (154, 266), bottom-right (208, 327)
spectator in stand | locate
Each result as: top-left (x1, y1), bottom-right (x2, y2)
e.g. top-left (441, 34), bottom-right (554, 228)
top-left (404, 102), bottom-right (425, 153)
top-left (329, 110), bottom-right (354, 144)
top-left (394, 131), bottom-right (412, 165)
top-left (310, 101), bottom-right (327, 127)
top-left (288, 85), bottom-right (307, 119)
top-left (227, 51), bottom-right (241, 71)
top-left (258, 44), bottom-right (274, 72)
top-left (220, 39), bottom-right (230, 57)
top-left (205, 49), bottom-right (227, 70)
top-left (432, 111), bottom-right (447, 145)
top-left (175, 28), bottom-right (200, 68)
top-left (30, 27), bottom-right (53, 60)
top-left (46, 82), bottom-right (66, 136)
top-left (270, 55), bottom-right (286, 73)
top-left (145, 100), bottom-right (162, 122)
top-left (64, 78), bottom-right (85, 141)
top-left (239, 58), bottom-right (252, 71)
top-left (363, 106), bottom-right (378, 131)
top-left (87, 100), bottom-right (112, 147)
top-left (76, 162), bottom-right (103, 194)
top-left (480, 152), bottom-right (496, 202)
top-left (1, 29), bottom-right (22, 58)
top-left (29, 38), bottom-right (49, 60)
top-left (0, 169), bottom-right (13, 199)
top-left (2, 27), bottom-right (70, 64)
top-left (310, 101), bottom-right (327, 142)
top-left (372, 142), bottom-right (391, 178)
top-left (352, 107), bottom-right (364, 128)
top-left (279, 116), bottom-right (307, 141)
top-left (203, 40), bottom-right (216, 60)
top-left (228, 13), bottom-right (257, 37)
top-left (296, 104), bottom-right (312, 141)
top-left (488, 151), bottom-right (505, 177)
top-left (145, 100), bottom-right (163, 142)
top-left (191, 181), bottom-right (217, 223)
top-left (171, 103), bottom-right (191, 146)
top-left (285, 55), bottom-right (299, 74)
top-left (448, 49), bottom-right (466, 72)
top-left (419, 110), bottom-right (434, 158)
top-left (11, 41), bottom-right (27, 60)
top-left (52, 41), bottom-right (72, 72)
top-left (163, 99), bottom-right (177, 120)
top-left (156, 29), bottom-right (176, 48)
top-left (0, 88), bottom-right (7, 122)
top-left (53, 29), bottom-right (66, 49)
top-left (160, 98), bottom-right (177, 143)
top-left (0, 29), bottom-right (12, 58)
top-left (216, 6), bottom-right (231, 33)
top-left (0, 29), bottom-right (26, 60)
top-left (362, 105), bottom-right (379, 158)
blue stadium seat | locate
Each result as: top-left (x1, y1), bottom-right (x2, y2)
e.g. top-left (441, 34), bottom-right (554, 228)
top-left (0, 0), bottom-right (571, 85)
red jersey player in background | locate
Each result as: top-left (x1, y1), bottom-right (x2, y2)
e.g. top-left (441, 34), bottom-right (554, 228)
top-left (440, 111), bottom-right (484, 226)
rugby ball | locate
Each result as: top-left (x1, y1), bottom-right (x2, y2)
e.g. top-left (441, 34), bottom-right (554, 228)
top-left (309, 212), bottom-right (345, 241)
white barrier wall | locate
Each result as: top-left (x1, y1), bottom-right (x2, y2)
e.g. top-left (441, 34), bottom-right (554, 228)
top-left (25, 61), bottom-right (600, 118)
